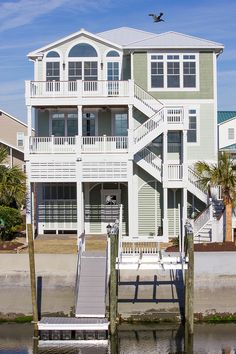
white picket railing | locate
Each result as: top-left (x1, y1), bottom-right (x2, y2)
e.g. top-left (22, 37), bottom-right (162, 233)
top-left (27, 80), bottom-right (130, 98)
top-left (136, 148), bottom-right (162, 175)
top-left (82, 136), bottom-right (128, 153)
top-left (133, 107), bottom-right (184, 145)
top-left (188, 167), bottom-right (207, 194)
top-left (120, 235), bottom-right (161, 256)
top-left (168, 164), bottom-right (183, 180)
top-left (193, 204), bottom-right (213, 236)
top-left (134, 83), bottom-right (163, 112)
top-left (29, 136), bottom-right (128, 154)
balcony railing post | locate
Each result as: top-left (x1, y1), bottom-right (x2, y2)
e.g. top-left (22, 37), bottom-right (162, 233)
top-left (103, 135), bottom-right (107, 152)
top-left (51, 135), bottom-right (54, 154)
top-left (128, 79), bottom-right (134, 98)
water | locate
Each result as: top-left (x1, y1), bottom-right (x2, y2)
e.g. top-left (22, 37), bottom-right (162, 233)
top-left (0, 323), bottom-right (236, 353)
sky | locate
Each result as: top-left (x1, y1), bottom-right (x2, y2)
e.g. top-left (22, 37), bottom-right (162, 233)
top-left (0, 0), bottom-right (235, 123)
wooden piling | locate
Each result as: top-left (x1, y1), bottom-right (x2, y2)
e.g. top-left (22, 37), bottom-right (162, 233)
top-left (184, 231), bottom-right (194, 353)
top-left (109, 232), bottom-right (118, 335)
top-left (27, 224), bottom-right (39, 338)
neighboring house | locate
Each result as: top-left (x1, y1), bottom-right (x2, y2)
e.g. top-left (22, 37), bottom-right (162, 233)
top-left (24, 27), bottom-right (224, 241)
top-left (217, 111), bottom-right (236, 160)
top-left (0, 109), bottom-right (27, 169)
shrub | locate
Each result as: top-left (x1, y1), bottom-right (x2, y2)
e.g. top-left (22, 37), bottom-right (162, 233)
top-left (0, 206), bottom-right (23, 240)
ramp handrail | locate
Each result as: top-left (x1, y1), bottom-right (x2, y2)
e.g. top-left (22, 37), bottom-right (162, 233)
top-left (74, 238), bottom-right (84, 309)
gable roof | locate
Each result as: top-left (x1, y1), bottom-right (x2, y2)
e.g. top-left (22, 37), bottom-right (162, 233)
top-left (0, 108), bottom-right (27, 128)
top-left (98, 27), bottom-right (224, 51)
top-left (28, 28), bottom-right (122, 58)
top-left (219, 143), bottom-right (236, 152)
top-left (218, 111), bottom-right (236, 125)
top-left (28, 26), bottom-right (224, 58)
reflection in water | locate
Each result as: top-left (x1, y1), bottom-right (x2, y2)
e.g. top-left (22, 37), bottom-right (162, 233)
top-left (0, 323), bottom-right (236, 353)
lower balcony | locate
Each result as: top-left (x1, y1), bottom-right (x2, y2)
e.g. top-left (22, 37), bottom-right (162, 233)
top-left (28, 136), bottom-right (128, 154)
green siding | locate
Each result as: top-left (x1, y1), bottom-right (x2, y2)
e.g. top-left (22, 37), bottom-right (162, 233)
top-left (133, 52), bottom-right (214, 99)
top-left (187, 103), bottom-right (216, 161)
top-left (98, 109), bottom-right (111, 135)
top-left (37, 110), bottom-right (49, 136)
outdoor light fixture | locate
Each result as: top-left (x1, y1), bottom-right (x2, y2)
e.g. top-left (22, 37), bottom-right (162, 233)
top-left (100, 62), bottom-right (104, 70)
top-left (63, 62), bottom-right (66, 70)
top-left (185, 220), bottom-right (193, 234)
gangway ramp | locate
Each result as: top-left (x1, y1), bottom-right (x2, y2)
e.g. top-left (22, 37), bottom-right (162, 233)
top-left (75, 251), bottom-right (107, 318)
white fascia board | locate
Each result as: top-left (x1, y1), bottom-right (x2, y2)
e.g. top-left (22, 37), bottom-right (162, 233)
top-left (27, 29), bottom-right (123, 59)
top-left (218, 116), bottom-right (236, 126)
top-left (0, 138), bottom-right (24, 154)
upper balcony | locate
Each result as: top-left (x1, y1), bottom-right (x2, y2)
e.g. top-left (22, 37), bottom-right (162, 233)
top-left (25, 80), bottom-right (133, 106)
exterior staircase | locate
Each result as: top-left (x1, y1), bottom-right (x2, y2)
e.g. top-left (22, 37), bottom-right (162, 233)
top-left (134, 148), bottom-right (162, 182)
top-left (193, 200), bottom-right (224, 243)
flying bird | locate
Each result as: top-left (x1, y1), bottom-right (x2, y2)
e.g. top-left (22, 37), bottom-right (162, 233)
top-left (149, 12), bottom-right (165, 23)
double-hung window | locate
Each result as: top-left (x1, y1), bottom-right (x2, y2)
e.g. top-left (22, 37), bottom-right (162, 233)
top-left (167, 55), bottom-right (180, 88)
top-left (149, 53), bottom-right (198, 90)
top-left (150, 55), bottom-right (164, 88)
top-left (187, 109), bottom-right (197, 143)
top-left (68, 62), bottom-right (82, 81)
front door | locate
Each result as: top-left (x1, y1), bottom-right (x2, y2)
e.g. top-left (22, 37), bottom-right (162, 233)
top-left (82, 112), bottom-right (96, 136)
top-left (107, 62), bottom-right (119, 95)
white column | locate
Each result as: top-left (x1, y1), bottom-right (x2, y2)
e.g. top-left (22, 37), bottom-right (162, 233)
top-left (77, 105), bottom-right (83, 155)
top-left (163, 187), bottom-right (168, 238)
top-left (182, 129), bottom-right (188, 184)
top-left (26, 162), bottom-right (32, 242)
top-left (128, 104), bottom-right (133, 157)
top-left (76, 157), bottom-right (84, 247)
top-left (128, 159), bottom-right (134, 237)
top-left (182, 187), bottom-right (188, 241)
top-left (163, 131), bottom-right (168, 185)
top-left (27, 105), bottom-right (32, 137)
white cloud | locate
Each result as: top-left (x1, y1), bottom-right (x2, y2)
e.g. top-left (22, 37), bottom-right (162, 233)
top-left (0, 0), bottom-right (110, 32)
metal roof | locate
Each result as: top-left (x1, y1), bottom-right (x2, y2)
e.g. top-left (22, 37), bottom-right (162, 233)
top-left (219, 143), bottom-right (236, 152)
top-left (98, 27), bottom-right (224, 51)
top-left (218, 111), bottom-right (236, 124)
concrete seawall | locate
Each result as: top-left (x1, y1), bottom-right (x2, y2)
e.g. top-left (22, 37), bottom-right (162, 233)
top-left (0, 252), bottom-right (236, 320)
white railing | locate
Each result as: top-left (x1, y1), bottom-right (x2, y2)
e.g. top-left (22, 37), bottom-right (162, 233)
top-left (119, 235), bottom-right (161, 257)
top-left (168, 164), bottom-right (183, 180)
top-left (27, 80), bottom-right (130, 98)
top-left (134, 108), bottom-right (165, 143)
top-left (29, 136), bottom-right (128, 154)
top-left (136, 148), bottom-right (162, 176)
top-left (193, 204), bottom-right (212, 236)
top-left (29, 136), bottom-right (76, 153)
top-left (82, 136), bottom-right (128, 153)
top-left (134, 83), bottom-right (163, 112)
top-left (188, 167), bottom-right (207, 194)
top-left (133, 107), bottom-right (184, 145)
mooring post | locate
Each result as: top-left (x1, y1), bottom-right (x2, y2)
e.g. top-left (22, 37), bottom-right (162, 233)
top-left (27, 224), bottom-right (39, 339)
top-left (184, 225), bottom-right (194, 353)
top-left (109, 231), bottom-right (118, 335)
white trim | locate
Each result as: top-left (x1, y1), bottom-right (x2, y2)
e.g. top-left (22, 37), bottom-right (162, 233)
top-left (147, 52), bottom-right (199, 92)
top-left (28, 29), bottom-right (123, 58)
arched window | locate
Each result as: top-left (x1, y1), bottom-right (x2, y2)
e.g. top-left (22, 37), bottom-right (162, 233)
top-left (106, 50), bottom-right (120, 57)
top-left (46, 51), bottom-right (60, 58)
top-left (68, 43), bottom-right (97, 57)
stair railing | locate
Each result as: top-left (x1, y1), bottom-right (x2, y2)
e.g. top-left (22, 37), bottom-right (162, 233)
top-left (134, 108), bottom-right (165, 143)
top-left (193, 203), bottom-right (213, 236)
top-left (136, 148), bottom-right (162, 176)
top-left (134, 83), bottom-right (163, 112)
top-left (188, 167), bottom-right (207, 195)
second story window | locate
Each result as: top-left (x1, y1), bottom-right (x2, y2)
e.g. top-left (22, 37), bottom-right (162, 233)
top-left (68, 43), bottom-right (98, 82)
top-left (149, 53), bottom-right (198, 91)
top-left (46, 51), bottom-right (60, 81)
top-left (187, 109), bottom-right (197, 143)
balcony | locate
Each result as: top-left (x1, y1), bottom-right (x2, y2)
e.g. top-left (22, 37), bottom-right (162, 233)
top-left (25, 80), bottom-right (132, 99)
top-left (28, 136), bottom-right (128, 154)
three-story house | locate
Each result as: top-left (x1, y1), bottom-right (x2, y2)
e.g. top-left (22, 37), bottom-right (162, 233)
top-left (25, 27), bottom-right (224, 242)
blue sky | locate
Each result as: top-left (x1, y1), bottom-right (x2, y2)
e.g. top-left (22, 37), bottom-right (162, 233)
top-left (0, 0), bottom-right (235, 122)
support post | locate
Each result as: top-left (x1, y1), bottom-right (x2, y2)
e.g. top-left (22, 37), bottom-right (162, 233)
top-left (109, 232), bottom-right (118, 335)
top-left (184, 226), bottom-right (194, 354)
top-left (27, 224), bottom-right (38, 339)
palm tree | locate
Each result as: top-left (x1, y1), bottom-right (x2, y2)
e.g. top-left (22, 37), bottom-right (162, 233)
top-left (0, 147), bottom-right (26, 208)
top-left (195, 152), bottom-right (236, 242)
